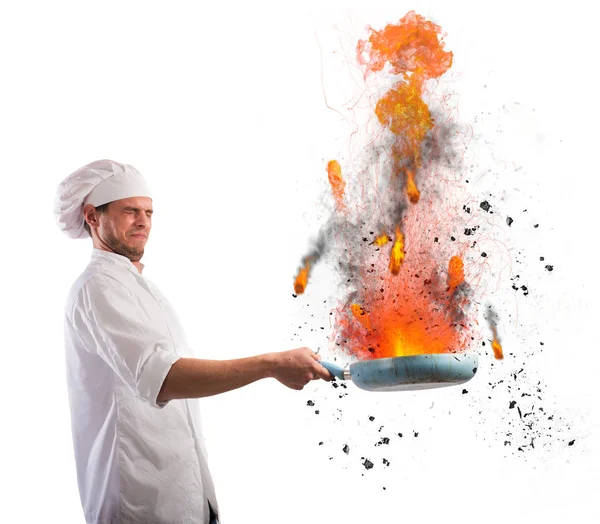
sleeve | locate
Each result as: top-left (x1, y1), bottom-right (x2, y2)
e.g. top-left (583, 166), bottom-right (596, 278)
top-left (72, 273), bottom-right (181, 409)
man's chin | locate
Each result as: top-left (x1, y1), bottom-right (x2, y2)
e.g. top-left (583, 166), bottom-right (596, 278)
top-left (126, 248), bottom-right (144, 260)
top-left (115, 243), bottom-right (144, 261)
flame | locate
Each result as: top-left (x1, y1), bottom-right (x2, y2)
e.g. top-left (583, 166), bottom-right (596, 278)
top-left (373, 233), bottom-right (390, 246)
top-left (294, 259), bottom-right (311, 295)
top-left (448, 256), bottom-right (465, 291)
top-left (388, 226), bottom-right (405, 275)
top-left (491, 327), bottom-right (504, 360)
top-left (350, 303), bottom-right (372, 331)
top-left (362, 11), bottom-right (452, 179)
top-left (405, 168), bottom-right (420, 203)
top-left (335, 246), bottom-right (466, 357)
top-left (327, 160), bottom-right (346, 211)
top-left (332, 13), bottom-right (468, 359)
top-left (375, 78), bottom-right (434, 171)
top-left (294, 12), bottom-right (487, 361)
top-left (357, 11), bottom-right (453, 79)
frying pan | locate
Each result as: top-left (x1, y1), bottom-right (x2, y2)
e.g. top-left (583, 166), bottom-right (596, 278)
top-left (318, 353), bottom-right (478, 391)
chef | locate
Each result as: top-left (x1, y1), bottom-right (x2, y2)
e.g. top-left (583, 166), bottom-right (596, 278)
top-left (54, 159), bottom-right (332, 524)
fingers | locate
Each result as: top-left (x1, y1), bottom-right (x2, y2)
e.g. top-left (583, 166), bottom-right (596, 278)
top-left (302, 348), bottom-right (332, 381)
top-left (304, 363), bottom-right (332, 382)
top-left (314, 362), bottom-right (333, 381)
top-left (285, 370), bottom-right (329, 391)
top-left (277, 348), bottom-right (333, 389)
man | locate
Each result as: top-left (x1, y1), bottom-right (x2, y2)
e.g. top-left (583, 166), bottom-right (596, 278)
top-left (54, 159), bottom-right (332, 524)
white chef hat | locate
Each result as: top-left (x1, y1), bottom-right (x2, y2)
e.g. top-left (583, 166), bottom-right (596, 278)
top-left (54, 159), bottom-right (152, 239)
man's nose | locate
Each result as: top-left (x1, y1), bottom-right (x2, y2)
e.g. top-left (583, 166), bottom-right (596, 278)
top-left (135, 213), bottom-right (150, 227)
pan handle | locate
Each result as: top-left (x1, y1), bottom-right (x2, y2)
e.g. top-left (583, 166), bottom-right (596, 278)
top-left (318, 360), bottom-right (346, 380)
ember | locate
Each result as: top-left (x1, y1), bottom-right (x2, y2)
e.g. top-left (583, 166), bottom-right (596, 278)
top-left (327, 160), bottom-right (346, 212)
top-left (293, 258), bottom-right (311, 295)
top-left (491, 332), bottom-right (504, 360)
top-left (388, 226), bottom-right (405, 275)
top-left (485, 306), bottom-right (504, 360)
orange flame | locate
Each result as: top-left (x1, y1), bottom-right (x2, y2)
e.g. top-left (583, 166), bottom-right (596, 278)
top-left (389, 226), bottom-right (405, 275)
top-left (327, 160), bottom-right (346, 211)
top-left (357, 11), bottom-right (453, 80)
top-left (448, 256), bottom-right (465, 291)
top-left (375, 78), bottom-right (434, 171)
top-left (491, 327), bottom-right (504, 360)
top-left (350, 303), bottom-right (372, 331)
top-left (294, 259), bottom-right (311, 295)
top-left (405, 168), bottom-right (420, 203)
top-left (361, 11), bottom-right (452, 187)
top-left (373, 233), bottom-right (390, 246)
top-left (331, 13), bottom-right (462, 358)
top-left (335, 242), bottom-right (466, 357)
top-left (297, 13), bottom-right (480, 361)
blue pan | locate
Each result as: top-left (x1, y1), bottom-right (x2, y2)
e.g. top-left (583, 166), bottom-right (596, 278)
top-left (319, 353), bottom-right (478, 391)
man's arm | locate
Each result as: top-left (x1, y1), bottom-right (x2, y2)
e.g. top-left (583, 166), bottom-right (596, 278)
top-left (157, 347), bottom-right (332, 402)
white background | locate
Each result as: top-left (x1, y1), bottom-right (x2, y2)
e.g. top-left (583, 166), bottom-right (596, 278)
top-left (1, 1), bottom-right (598, 523)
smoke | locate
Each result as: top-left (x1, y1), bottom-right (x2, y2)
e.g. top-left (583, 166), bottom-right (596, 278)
top-left (484, 303), bottom-right (500, 332)
top-left (420, 112), bottom-right (472, 173)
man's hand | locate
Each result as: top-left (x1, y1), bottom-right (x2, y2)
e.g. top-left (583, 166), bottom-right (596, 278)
top-left (269, 347), bottom-right (333, 390)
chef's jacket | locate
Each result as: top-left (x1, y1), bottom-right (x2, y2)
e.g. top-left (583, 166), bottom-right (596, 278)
top-left (63, 248), bottom-right (219, 524)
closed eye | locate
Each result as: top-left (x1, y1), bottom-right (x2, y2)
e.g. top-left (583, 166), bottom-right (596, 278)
top-left (123, 207), bottom-right (153, 216)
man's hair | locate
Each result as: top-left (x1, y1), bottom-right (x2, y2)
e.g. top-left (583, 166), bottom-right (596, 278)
top-left (83, 203), bottom-right (110, 237)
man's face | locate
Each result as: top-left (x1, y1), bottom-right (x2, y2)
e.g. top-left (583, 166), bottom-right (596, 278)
top-left (96, 197), bottom-right (153, 261)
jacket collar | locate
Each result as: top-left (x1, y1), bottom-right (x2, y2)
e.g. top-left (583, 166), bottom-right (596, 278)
top-left (91, 248), bottom-right (144, 274)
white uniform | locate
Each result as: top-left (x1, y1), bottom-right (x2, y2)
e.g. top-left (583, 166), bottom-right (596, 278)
top-left (63, 248), bottom-right (219, 524)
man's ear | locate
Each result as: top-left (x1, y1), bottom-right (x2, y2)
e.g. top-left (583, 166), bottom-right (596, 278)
top-left (83, 204), bottom-right (99, 228)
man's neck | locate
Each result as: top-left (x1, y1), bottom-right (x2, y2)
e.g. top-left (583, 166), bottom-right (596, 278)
top-left (92, 242), bottom-right (144, 274)
top-left (133, 261), bottom-right (144, 274)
